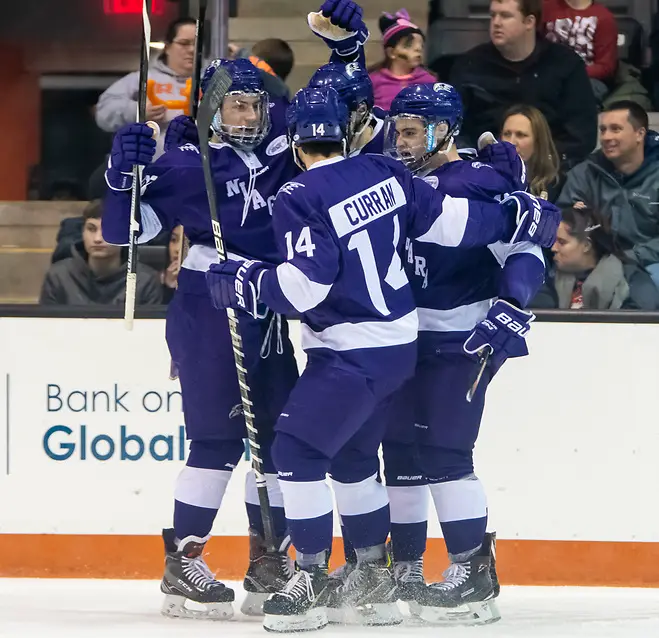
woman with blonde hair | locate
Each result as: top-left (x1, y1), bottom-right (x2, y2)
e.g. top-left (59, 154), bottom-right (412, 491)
top-left (500, 104), bottom-right (562, 200)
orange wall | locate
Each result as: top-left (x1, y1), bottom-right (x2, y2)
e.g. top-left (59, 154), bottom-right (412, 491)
top-left (0, 45), bottom-right (40, 200)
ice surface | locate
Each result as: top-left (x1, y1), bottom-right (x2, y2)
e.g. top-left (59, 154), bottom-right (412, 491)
top-left (1, 579), bottom-right (658, 638)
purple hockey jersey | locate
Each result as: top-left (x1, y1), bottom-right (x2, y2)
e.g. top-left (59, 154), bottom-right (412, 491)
top-left (102, 123), bottom-right (299, 293)
top-left (253, 154), bottom-right (518, 360)
top-left (408, 153), bottom-right (546, 356)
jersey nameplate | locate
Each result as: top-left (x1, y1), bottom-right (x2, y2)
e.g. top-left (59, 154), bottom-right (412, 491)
top-left (328, 177), bottom-right (407, 238)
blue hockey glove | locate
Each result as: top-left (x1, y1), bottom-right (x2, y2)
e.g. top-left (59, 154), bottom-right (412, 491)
top-left (477, 140), bottom-right (527, 192)
top-left (503, 191), bottom-right (560, 248)
top-left (308, 1), bottom-right (369, 57)
top-left (164, 115), bottom-right (199, 151)
top-left (105, 123), bottom-right (157, 191)
top-left (320, 0), bottom-right (364, 31)
top-left (206, 259), bottom-right (270, 319)
top-left (463, 300), bottom-right (535, 369)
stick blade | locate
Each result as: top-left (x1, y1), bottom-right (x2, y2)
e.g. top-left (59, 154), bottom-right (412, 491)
top-left (196, 66), bottom-right (233, 143)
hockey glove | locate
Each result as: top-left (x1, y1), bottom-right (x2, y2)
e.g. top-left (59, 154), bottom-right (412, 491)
top-left (105, 123), bottom-right (157, 191)
top-left (463, 299), bottom-right (534, 369)
top-left (477, 139), bottom-right (527, 193)
top-left (164, 115), bottom-right (199, 151)
top-left (206, 260), bottom-right (270, 319)
top-left (503, 191), bottom-right (560, 248)
top-left (308, 0), bottom-right (369, 58)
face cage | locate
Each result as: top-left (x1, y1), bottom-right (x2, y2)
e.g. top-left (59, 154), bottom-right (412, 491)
top-left (383, 114), bottom-right (454, 173)
top-left (347, 104), bottom-right (371, 149)
top-left (211, 90), bottom-right (272, 152)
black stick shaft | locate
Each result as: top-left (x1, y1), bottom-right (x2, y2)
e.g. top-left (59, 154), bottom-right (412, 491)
top-left (196, 71), bottom-right (278, 552)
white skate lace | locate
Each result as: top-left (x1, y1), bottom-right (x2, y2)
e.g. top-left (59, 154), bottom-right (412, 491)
top-left (181, 554), bottom-right (221, 591)
top-left (279, 570), bottom-right (316, 602)
top-left (394, 559), bottom-right (424, 584)
top-left (429, 562), bottom-right (470, 592)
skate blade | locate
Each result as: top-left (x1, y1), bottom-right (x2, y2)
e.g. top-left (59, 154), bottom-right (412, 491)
top-left (161, 594), bottom-right (234, 621)
top-left (332, 602), bottom-right (403, 626)
top-left (419, 599), bottom-right (501, 626)
top-left (241, 592), bottom-right (268, 617)
top-left (263, 607), bottom-right (328, 633)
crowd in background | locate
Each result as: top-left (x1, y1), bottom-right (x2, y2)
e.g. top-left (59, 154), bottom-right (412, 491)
top-left (36, 0), bottom-right (659, 312)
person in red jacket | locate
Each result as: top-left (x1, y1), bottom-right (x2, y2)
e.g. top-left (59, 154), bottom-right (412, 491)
top-left (543, 0), bottom-right (618, 103)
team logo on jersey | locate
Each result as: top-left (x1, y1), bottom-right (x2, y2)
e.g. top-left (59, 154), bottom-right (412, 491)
top-left (422, 175), bottom-right (439, 189)
top-left (179, 143), bottom-right (199, 154)
top-left (229, 404), bottom-right (243, 419)
top-left (266, 134), bottom-right (289, 157)
top-left (277, 181), bottom-right (305, 196)
top-left (345, 62), bottom-right (362, 76)
top-left (471, 162), bottom-right (488, 169)
top-left (140, 175), bottom-right (158, 194)
top-left (433, 82), bottom-right (453, 92)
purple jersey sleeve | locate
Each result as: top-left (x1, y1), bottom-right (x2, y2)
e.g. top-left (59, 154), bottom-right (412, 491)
top-left (102, 151), bottom-right (187, 245)
top-left (258, 182), bottom-right (340, 315)
top-left (408, 175), bottom-right (515, 249)
top-left (488, 243), bottom-right (546, 308)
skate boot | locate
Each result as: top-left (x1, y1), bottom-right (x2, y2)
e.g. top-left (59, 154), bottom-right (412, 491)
top-left (417, 541), bottom-right (501, 626)
top-left (393, 558), bottom-right (425, 617)
top-left (484, 531), bottom-right (500, 597)
top-left (262, 564), bottom-right (332, 633)
top-left (241, 528), bottom-right (295, 617)
top-left (160, 528), bottom-right (235, 620)
top-left (330, 559), bottom-right (402, 626)
top-left (328, 557), bottom-right (357, 581)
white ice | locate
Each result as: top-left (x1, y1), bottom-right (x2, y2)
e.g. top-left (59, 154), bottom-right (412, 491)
top-left (1, 579), bottom-right (659, 638)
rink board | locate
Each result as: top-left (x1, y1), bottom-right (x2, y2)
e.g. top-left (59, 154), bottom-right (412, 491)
top-left (0, 317), bottom-right (658, 585)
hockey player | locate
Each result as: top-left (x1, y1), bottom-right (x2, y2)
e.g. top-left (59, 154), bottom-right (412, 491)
top-left (102, 58), bottom-right (303, 619)
top-left (380, 82), bottom-right (547, 624)
top-left (205, 86), bottom-right (560, 632)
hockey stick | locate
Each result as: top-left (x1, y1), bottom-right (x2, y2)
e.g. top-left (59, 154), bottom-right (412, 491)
top-left (124, 0), bottom-right (152, 331)
top-left (196, 68), bottom-right (278, 553)
top-left (466, 349), bottom-right (491, 403)
top-left (189, 0), bottom-right (208, 119)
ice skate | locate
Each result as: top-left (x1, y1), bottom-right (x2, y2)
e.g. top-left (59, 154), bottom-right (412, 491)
top-left (262, 564), bottom-right (331, 633)
top-left (329, 559), bottom-right (402, 626)
top-left (393, 557), bottom-right (425, 617)
top-left (485, 531), bottom-right (501, 597)
top-left (160, 528), bottom-right (235, 620)
top-left (417, 541), bottom-right (501, 626)
top-left (328, 558), bottom-right (356, 581)
top-left (241, 528), bottom-right (295, 617)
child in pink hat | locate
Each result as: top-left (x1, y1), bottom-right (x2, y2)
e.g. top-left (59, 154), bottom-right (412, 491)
top-left (368, 9), bottom-right (436, 111)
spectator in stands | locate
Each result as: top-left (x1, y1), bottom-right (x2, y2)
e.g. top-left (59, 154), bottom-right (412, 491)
top-left (543, 0), bottom-right (618, 105)
top-left (95, 17), bottom-right (196, 158)
top-left (531, 206), bottom-right (659, 309)
top-left (557, 101), bottom-right (659, 287)
top-left (368, 9), bottom-right (436, 111)
top-left (500, 104), bottom-right (562, 199)
top-left (450, 0), bottom-right (597, 169)
top-left (161, 225), bottom-right (184, 303)
top-left (40, 200), bottom-right (162, 306)
top-left (229, 38), bottom-right (295, 100)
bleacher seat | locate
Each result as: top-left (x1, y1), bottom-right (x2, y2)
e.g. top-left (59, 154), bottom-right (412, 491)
top-left (616, 15), bottom-right (645, 68)
top-left (426, 17), bottom-right (490, 78)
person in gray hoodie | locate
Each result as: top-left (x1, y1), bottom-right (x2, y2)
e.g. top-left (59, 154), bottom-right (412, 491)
top-left (557, 100), bottom-right (659, 287)
top-left (40, 200), bottom-right (163, 306)
top-left (95, 17), bottom-right (197, 157)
